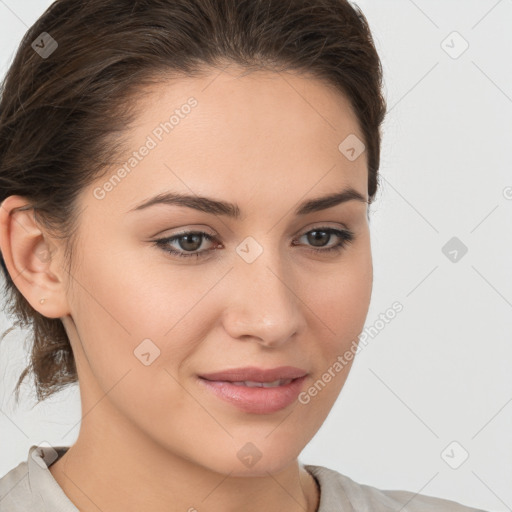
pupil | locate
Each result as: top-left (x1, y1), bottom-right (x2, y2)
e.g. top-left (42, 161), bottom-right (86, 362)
top-left (308, 230), bottom-right (328, 247)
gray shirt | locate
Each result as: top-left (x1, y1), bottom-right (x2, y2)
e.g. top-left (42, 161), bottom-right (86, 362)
top-left (0, 445), bottom-right (487, 511)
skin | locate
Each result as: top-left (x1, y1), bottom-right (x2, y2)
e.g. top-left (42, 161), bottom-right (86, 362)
top-left (0, 64), bottom-right (373, 512)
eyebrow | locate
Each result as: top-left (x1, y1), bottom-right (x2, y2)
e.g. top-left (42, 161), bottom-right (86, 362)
top-left (128, 187), bottom-right (368, 218)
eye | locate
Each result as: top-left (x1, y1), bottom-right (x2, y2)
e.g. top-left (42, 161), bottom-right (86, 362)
top-left (293, 227), bottom-right (355, 255)
top-left (153, 231), bottom-right (218, 259)
top-left (152, 226), bottom-right (355, 260)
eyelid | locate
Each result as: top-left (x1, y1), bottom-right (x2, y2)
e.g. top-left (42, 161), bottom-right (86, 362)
top-left (153, 222), bottom-right (348, 244)
top-left (294, 221), bottom-right (350, 236)
top-left (152, 220), bottom-right (348, 238)
top-left (151, 224), bottom-right (217, 239)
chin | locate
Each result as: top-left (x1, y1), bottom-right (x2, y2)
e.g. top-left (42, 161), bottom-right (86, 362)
top-left (202, 441), bottom-right (302, 477)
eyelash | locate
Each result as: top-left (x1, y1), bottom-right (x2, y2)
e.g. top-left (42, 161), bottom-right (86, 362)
top-left (152, 226), bottom-right (355, 260)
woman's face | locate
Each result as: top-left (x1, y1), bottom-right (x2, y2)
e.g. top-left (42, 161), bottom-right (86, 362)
top-left (60, 65), bottom-right (373, 475)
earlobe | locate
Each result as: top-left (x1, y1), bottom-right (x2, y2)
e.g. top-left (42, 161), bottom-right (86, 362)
top-left (0, 195), bottom-right (71, 319)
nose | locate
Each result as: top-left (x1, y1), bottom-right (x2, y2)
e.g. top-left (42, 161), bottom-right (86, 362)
top-left (221, 246), bottom-right (306, 348)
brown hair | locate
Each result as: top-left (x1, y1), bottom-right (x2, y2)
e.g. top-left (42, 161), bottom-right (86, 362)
top-left (0, 0), bottom-right (386, 406)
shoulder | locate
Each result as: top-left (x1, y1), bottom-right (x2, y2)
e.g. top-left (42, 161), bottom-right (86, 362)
top-left (0, 444), bottom-right (75, 512)
top-left (305, 464), bottom-right (488, 512)
top-left (0, 458), bottom-right (33, 510)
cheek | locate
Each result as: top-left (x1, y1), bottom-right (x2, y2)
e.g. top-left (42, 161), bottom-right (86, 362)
top-left (74, 241), bottom-right (211, 332)
top-left (67, 244), bottom-right (226, 397)
top-left (300, 240), bottom-right (372, 342)
top-left (294, 254), bottom-right (371, 423)
top-left (66, 251), bottom-right (209, 439)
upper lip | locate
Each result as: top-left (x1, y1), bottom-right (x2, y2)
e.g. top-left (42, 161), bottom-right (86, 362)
top-left (198, 366), bottom-right (308, 383)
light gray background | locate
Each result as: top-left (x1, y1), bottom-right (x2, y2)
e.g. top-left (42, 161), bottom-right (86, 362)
top-left (0, 1), bottom-right (511, 511)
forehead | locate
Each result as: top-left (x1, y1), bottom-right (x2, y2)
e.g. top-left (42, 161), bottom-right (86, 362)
top-left (82, 66), bottom-right (368, 216)
top-left (144, 65), bottom-right (363, 139)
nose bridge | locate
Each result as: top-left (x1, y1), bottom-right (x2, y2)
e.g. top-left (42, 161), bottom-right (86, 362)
top-left (223, 236), bottom-right (304, 345)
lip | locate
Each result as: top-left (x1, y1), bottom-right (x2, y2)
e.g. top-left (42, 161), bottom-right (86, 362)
top-left (198, 376), bottom-right (308, 414)
top-left (197, 366), bottom-right (309, 414)
top-left (198, 366), bottom-right (308, 383)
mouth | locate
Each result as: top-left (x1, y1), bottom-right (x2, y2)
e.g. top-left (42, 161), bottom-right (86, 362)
top-left (196, 367), bottom-right (309, 414)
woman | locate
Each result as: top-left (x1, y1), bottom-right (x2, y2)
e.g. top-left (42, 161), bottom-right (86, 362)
top-left (0, 1), bottom-right (487, 511)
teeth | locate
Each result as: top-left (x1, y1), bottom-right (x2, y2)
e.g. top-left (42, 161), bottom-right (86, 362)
top-left (230, 378), bottom-right (292, 388)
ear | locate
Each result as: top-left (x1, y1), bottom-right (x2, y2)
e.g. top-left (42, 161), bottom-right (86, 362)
top-left (0, 195), bottom-right (71, 319)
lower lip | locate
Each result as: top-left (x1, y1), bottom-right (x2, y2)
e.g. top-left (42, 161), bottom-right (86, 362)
top-left (197, 376), bottom-right (308, 414)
